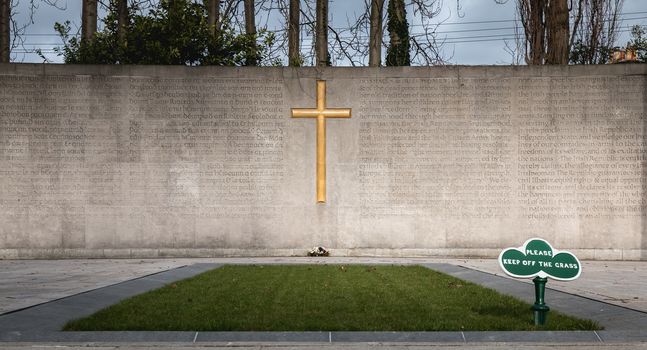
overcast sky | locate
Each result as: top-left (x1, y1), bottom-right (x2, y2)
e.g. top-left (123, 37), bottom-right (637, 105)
top-left (10, 0), bottom-right (647, 65)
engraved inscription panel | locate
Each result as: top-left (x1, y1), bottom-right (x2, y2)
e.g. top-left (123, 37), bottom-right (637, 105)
top-left (0, 75), bottom-right (287, 249)
top-left (358, 78), bottom-right (514, 220)
top-left (354, 75), bottom-right (646, 250)
top-left (516, 77), bottom-right (646, 220)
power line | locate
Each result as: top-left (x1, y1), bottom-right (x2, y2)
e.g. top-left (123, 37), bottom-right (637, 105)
top-left (426, 10), bottom-right (647, 26)
top-left (19, 25), bottom-right (639, 48)
top-left (444, 38), bottom-right (518, 44)
top-left (19, 13), bottom-right (647, 37)
top-left (14, 10), bottom-right (647, 56)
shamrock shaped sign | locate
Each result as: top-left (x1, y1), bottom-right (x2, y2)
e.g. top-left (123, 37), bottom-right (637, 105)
top-left (498, 238), bottom-right (581, 281)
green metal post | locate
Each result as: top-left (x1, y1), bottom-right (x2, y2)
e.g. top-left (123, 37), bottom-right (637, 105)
top-left (531, 276), bottom-right (549, 325)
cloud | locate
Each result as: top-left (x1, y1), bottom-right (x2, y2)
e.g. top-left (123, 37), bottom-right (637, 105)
top-left (499, 238), bottom-right (581, 281)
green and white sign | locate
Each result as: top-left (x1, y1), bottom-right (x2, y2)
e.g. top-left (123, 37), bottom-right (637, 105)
top-left (498, 238), bottom-right (581, 281)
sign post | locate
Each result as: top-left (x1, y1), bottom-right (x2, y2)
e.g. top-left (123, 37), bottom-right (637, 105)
top-left (498, 238), bottom-right (581, 326)
top-left (531, 277), bottom-right (549, 325)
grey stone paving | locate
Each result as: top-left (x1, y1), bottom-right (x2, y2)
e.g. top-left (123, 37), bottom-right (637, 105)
top-left (0, 263), bottom-right (221, 337)
top-left (0, 259), bottom-right (646, 345)
top-left (456, 259), bottom-right (647, 313)
top-left (1, 345), bottom-right (647, 350)
top-left (0, 259), bottom-right (201, 314)
top-left (422, 263), bottom-right (647, 332)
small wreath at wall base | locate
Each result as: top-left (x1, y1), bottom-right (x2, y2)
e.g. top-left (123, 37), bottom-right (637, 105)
top-left (307, 246), bottom-right (330, 257)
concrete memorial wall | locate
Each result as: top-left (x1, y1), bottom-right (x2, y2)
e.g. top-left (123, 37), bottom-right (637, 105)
top-left (0, 64), bottom-right (646, 260)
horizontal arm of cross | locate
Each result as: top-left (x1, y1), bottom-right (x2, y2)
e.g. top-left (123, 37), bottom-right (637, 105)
top-left (291, 108), bottom-right (352, 118)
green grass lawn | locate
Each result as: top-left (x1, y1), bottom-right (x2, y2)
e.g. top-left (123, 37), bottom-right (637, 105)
top-left (64, 265), bottom-right (600, 331)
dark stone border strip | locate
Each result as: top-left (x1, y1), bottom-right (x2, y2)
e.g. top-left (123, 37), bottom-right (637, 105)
top-left (2, 330), bottom-right (647, 343)
top-left (1, 262), bottom-right (646, 343)
top-left (196, 331), bottom-right (330, 342)
top-left (462, 331), bottom-right (601, 343)
top-left (329, 331), bottom-right (463, 343)
top-left (0, 331), bottom-right (197, 342)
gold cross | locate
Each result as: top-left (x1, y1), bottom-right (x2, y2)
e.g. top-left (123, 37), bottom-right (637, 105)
top-left (292, 80), bottom-right (352, 203)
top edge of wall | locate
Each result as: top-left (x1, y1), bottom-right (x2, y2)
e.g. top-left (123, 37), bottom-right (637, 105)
top-left (0, 63), bottom-right (645, 79)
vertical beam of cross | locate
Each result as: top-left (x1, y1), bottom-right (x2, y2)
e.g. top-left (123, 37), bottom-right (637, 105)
top-left (291, 80), bottom-right (352, 203)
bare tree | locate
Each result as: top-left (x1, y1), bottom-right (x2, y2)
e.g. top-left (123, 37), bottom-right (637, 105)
top-left (315, 0), bottom-right (328, 66)
top-left (386, 0), bottom-right (408, 65)
top-left (283, 0), bottom-right (322, 65)
top-left (514, 0), bottom-right (568, 64)
top-left (303, 0), bottom-right (446, 66)
top-left (504, 0), bottom-right (623, 64)
top-left (4, 0), bottom-right (67, 62)
top-left (207, 0), bottom-right (221, 35)
top-left (206, 0), bottom-right (446, 67)
top-left (569, 0), bottom-right (585, 48)
top-left (571, 0), bottom-right (623, 63)
top-left (315, 0), bottom-right (328, 67)
top-left (368, 0), bottom-right (384, 66)
top-left (117, 0), bottom-right (128, 42)
top-left (1, 0), bottom-right (9, 63)
top-left (545, 0), bottom-right (568, 63)
top-left (288, 0), bottom-right (299, 65)
top-left (409, 0), bottom-right (446, 65)
top-left (208, 0), bottom-right (286, 66)
top-left (516, 0), bottom-right (546, 64)
top-left (244, 0), bottom-right (257, 65)
top-left (244, 0), bottom-right (256, 37)
top-left (221, 0), bottom-right (240, 26)
top-left (82, 0), bottom-right (97, 42)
